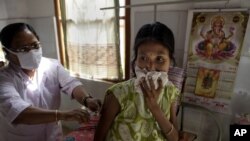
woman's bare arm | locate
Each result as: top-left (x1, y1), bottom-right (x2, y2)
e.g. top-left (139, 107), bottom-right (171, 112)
top-left (150, 103), bottom-right (179, 141)
top-left (94, 91), bottom-right (120, 141)
top-left (170, 102), bottom-right (179, 129)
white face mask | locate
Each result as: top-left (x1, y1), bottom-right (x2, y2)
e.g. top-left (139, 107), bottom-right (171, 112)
top-left (134, 65), bottom-right (169, 94)
top-left (5, 47), bottom-right (42, 70)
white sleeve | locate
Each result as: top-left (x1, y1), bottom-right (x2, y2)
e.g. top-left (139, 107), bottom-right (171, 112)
top-left (0, 76), bottom-right (31, 123)
top-left (55, 61), bottom-right (82, 97)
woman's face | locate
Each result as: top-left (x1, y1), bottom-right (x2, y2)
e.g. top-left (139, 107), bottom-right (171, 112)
top-left (6, 29), bottom-right (39, 66)
top-left (135, 42), bottom-right (170, 72)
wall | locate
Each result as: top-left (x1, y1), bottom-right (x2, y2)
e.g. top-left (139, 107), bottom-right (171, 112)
top-left (0, 0), bottom-right (28, 29)
top-left (26, 0), bottom-right (58, 59)
top-left (130, 0), bottom-right (250, 141)
top-left (0, 0), bottom-right (58, 59)
top-left (0, 0), bottom-right (28, 61)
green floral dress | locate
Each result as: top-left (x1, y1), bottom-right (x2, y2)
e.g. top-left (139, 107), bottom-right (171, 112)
top-left (105, 78), bottom-right (180, 141)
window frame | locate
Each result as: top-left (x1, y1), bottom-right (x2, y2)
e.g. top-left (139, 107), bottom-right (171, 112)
top-left (54, 0), bottom-right (131, 82)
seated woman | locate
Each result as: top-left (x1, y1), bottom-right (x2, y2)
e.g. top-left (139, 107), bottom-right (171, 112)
top-left (94, 22), bottom-right (180, 141)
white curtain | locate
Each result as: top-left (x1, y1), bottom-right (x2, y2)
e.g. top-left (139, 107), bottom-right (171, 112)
top-left (64, 0), bottom-right (122, 80)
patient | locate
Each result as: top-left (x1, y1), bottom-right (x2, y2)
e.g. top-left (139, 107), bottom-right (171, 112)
top-left (94, 22), bottom-right (180, 141)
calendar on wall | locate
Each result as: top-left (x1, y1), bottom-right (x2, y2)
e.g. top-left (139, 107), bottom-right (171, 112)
top-left (183, 9), bottom-right (249, 114)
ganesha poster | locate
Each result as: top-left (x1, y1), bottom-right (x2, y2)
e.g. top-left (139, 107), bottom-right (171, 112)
top-left (183, 10), bottom-right (249, 114)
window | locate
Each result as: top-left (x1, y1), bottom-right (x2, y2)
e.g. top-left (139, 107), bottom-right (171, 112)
top-left (54, 0), bottom-right (130, 81)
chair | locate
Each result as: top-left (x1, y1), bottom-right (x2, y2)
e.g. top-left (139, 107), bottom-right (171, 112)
top-left (168, 67), bottom-right (186, 114)
top-left (168, 67), bottom-right (197, 141)
top-left (168, 67), bottom-right (222, 141)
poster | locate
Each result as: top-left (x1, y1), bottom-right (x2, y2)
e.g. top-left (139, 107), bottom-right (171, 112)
top-left (183, 10), bottom-right (249, 114)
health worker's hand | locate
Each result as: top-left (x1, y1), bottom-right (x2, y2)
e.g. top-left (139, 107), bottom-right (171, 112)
top-left (86, 98), bottom-right (102, 112)
top-left (60, 108), bottom-right (90, 123)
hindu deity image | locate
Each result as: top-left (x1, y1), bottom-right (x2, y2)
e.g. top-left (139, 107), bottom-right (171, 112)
top-left (202, 72), bottom-right (213, 89)
top-left (196, 15), bottom-right (236, 60)
top-left (195, 68), bottom-right (220, 98)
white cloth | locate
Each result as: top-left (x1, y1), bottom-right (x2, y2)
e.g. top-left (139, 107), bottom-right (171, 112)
top-left (134, 66), bottom-right (169, 94)
top-left (0, 57), bottom-right (82, 141)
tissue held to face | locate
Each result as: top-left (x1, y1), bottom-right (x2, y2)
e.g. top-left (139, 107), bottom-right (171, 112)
top-left (134, 42), bottom-right (171, 93)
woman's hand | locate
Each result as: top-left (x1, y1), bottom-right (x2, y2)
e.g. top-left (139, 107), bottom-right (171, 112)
top-left (86, 98), bottom-right (102, 112)
top-left (139, 76), bottom-right (163, 111)
top-left (59, 108), bottom-right (90, 123)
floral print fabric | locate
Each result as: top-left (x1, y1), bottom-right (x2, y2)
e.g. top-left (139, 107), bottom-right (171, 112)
top-left (105, 78), bottom-right (180, 141)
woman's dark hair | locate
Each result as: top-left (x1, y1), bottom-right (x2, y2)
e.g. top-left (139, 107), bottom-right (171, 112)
top-left (131, 22), bottom-right (176, 76)
top-left (0, 23), bottom-right (39, 49)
